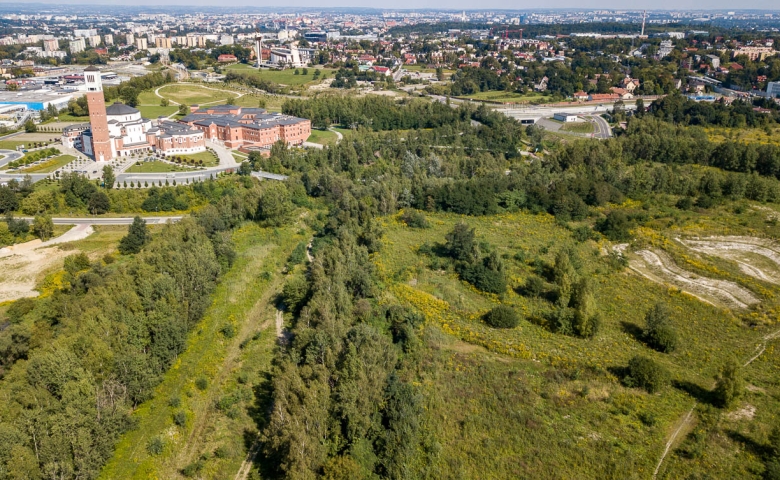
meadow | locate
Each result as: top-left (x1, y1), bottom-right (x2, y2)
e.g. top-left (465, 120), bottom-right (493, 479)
top-left (224, 64), bottom-right (336, 86)
top-left (100, 221), bottom-right (307, 479)
top-left (375, 205), bottom-right (780, 479)
top-left (463, 90), bottom-right (552, 104)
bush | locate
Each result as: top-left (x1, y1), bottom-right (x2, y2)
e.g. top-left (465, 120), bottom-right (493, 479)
top-left (173, 411), bottom-right (187, 427)
top-left (675, 196), bottom-right (694, 210)
top-left (713, 360), bottom-right (743, 408)
top-left (643, 303), bottom-right (678, 353)
top-left (195, 377), bottom-right (208, 391)
top-left (168, 395), bottom-right (181, 407)
top-left (623, 355), bottom-right (670, 393)
top-left (220, 323), bottom-right (236, 338)
top-left (147, 436), bottom-right (165, 455)
top-left (459, 262), bottom-right (506, 294)
top-left (596, 210), bottom-right (631, 241)
top-left (483, 305), bottom-right (519, 328)
top-left (401, 210), bottom-right (430, 228)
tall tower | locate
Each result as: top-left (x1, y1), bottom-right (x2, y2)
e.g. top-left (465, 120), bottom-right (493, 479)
top-left (641, 10), bottom-right (647, 37)
top-left (84, 65), bottom-right (112, 162)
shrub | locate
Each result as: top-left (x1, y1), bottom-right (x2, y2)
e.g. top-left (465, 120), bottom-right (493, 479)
top-left (643, 303), bottom-right (678, 353)
top-left (676, 196), bottom-right (694, 210)
top-left (483, 305), bottom-right (519, 329)
top-left (173, 411), bottom-right (187, 427)
top-left (195, 377), bottom-right (208, 391)
top-left (713, 360), bottom-right (743, 408)
top-left (596, 210), bottom-right (631, 241)
top-left (623, 355), bottom-right (670, 393)
top-left (220, 323), bottom-right (236, 338)
top-left (401, 210), bottom-right (430, 228)
top-left (168, 395), bottom-right (181, 407)
top-left (147, 436), bottom-right (165, 455)
top-left (459, 262), bottom-right (506, 294)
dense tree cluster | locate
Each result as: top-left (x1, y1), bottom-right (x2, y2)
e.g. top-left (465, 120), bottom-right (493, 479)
top-left (0, 177), bottom-right (290, 478)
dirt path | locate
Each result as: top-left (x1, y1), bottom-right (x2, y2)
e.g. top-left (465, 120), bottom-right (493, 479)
top-left (306, 241), bottom-right (313, 262)
top-left (0, 225), bottom-right (93, 302)
top-left (653, 405), bottom-right (697, 479)
top-left (629, 249), bottom-right (759, 310)
top-left (176, 249), bottom-right (281, 469)
top-left (744, 327), bottom-right (780, 367)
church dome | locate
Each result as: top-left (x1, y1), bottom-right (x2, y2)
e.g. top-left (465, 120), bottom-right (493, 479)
top-left (106, 102), bottom-right (140, 116)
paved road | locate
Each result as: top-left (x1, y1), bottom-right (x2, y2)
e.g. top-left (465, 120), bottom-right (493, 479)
top-left (19, 216), bottom-right (184, 225)
top-left (0, 149), bottom-right (24, 168)
top-left (589, 115), bottom-right (612, 139)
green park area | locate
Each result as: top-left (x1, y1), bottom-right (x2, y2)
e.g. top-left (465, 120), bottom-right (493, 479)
top-left (463, 90), bottom-right (552, 104)
top-left (125, 160), bottom-right (194, 173)
top-left (305, 128), bottom-right (338, 145)
top-left (173, 150), bottom-right (219, 167)
top-left (223, 64), bottom-right (335, 86)
top-left (20, 154), bottom-right (76, 173)
top-left (560, 121), bottom-right (595, 134)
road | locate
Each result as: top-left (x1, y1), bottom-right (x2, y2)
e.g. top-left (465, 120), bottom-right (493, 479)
top-left (588, 115), bottom-right (612, 139)
top-left (19, 216), bottom-right (183, 225)
top-left (0, 149), bottom-right (24, 169)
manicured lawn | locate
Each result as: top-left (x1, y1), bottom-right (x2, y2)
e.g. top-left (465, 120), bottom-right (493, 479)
top-left (125, 160), bottom-right (193, 173)
top-left (174, 150), bottom-right (219, 167)
top-left (156, 84), bottom-right (241, 106)
top-left (0, 140), bottom-right (27, 150)
top-left (330, 127), bottom-right (353, 138)
top-left (137, 105), bottom-right (178, 119)
top-left (560, 121), bottom-right (595, 134)
top-left (20, 154), bottom-right (75, 173)
top-left (306, 128), bottom-right (337, 145)
top-left (224, 64), bottom-right (336, 86)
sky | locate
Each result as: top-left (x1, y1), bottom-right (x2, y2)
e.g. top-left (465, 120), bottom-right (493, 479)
top-left (13, 1), bottom-right (780, 11)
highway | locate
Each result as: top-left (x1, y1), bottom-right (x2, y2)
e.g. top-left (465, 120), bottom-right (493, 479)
top-left (19, 216), bottom-right (184, 225)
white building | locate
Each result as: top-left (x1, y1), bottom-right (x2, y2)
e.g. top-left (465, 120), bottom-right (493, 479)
top-left (74, 28), bottom-right (97, 38)
top-left (104, 34), bottom-right (113, 46)
top-left (69, 38), bottom-right (86, 54)
top-left (88, 35), bottom-right (101, 48)
top-left (125, 33), bottom-right (135, 46)
top-left (269, 44), bottom-right (312, 68)
top-left (135, 37), bottom-right (148, 51)
top-left (219, 35), bottom-right (234, 45)
top-left (553, 112), bottom-right (577, 122)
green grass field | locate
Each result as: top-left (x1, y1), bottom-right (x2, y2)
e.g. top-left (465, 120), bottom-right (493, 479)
top-left (306, 128), bottom-right (337, 145)
top-left (20, 154), bottom-right (75, 173)
top-left (224, 64), bottom-right (335, 86)
top-left (374, 205), bottom-right (780, 478)
top-left (0, 140), bottom-right (29, 150)
top-left (156, 84), bottom-right (243, 106)
top-left (99, 222), bottom-right (307, 479)
top-left (125, 160), bottom-right (192, 173)
top-left (560, 121), bottom-right (595, 134)
top-left (463, 90), bottom-right (552, 104)
top-left (137, 105), bottom-right (178, 119)
top-left (175, 150), bottom-right (219, 167)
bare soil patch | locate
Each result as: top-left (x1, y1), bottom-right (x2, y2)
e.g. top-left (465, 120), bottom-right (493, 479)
top-left (628, 249), bottom-right (759, 310)
top-left (679, 236), bottom-right (780, 284)
top-left (0, 225), bottom-right (93, 302)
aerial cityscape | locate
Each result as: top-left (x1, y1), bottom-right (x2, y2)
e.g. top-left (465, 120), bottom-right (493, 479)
top-left (1, 3), bottom-right (780, 479)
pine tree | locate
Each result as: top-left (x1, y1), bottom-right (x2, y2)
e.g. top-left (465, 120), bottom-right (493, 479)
top-left (713, 360), bottom-right (743, 409)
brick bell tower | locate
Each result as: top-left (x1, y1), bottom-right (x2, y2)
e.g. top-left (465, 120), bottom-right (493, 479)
top-left (84, 65), bottom-right (112, 162)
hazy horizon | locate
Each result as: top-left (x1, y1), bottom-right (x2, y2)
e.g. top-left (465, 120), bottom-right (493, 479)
top-left (5, 1), bottom-right (780, 12)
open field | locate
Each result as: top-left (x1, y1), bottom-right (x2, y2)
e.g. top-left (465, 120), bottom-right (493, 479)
top-left (224, 64), bottom-right (335, 86)
top-left (561, 121), bottom-right (595, 134)
top-left (371, 205), bottom-right (780, 478)
top-left (156, 84), bottom-right (242, 106)
top-left (137, 105), bottom-right (178, 119)
top-left (306, 128), bottom-right (337, 145)
top-left (100, 222), bottom-right (306, 479)
top-left (19, 154), bottom-right (75, 173)
top-left (0, 224), bottom-right (124, 302)
top-left (125, 160), bottom-right (193, 173)
top-left (463, 90), bottom-right (552, 104)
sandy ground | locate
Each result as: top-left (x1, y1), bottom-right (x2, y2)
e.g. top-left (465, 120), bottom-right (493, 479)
top-left (679, 236), bottom-right (780, 284)
top-left (0, 224), bottom-right (93, 302)
top-left (629, 249), bottom-right (759, 310)
top-left (7, 132), bottom-right (62, 143)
